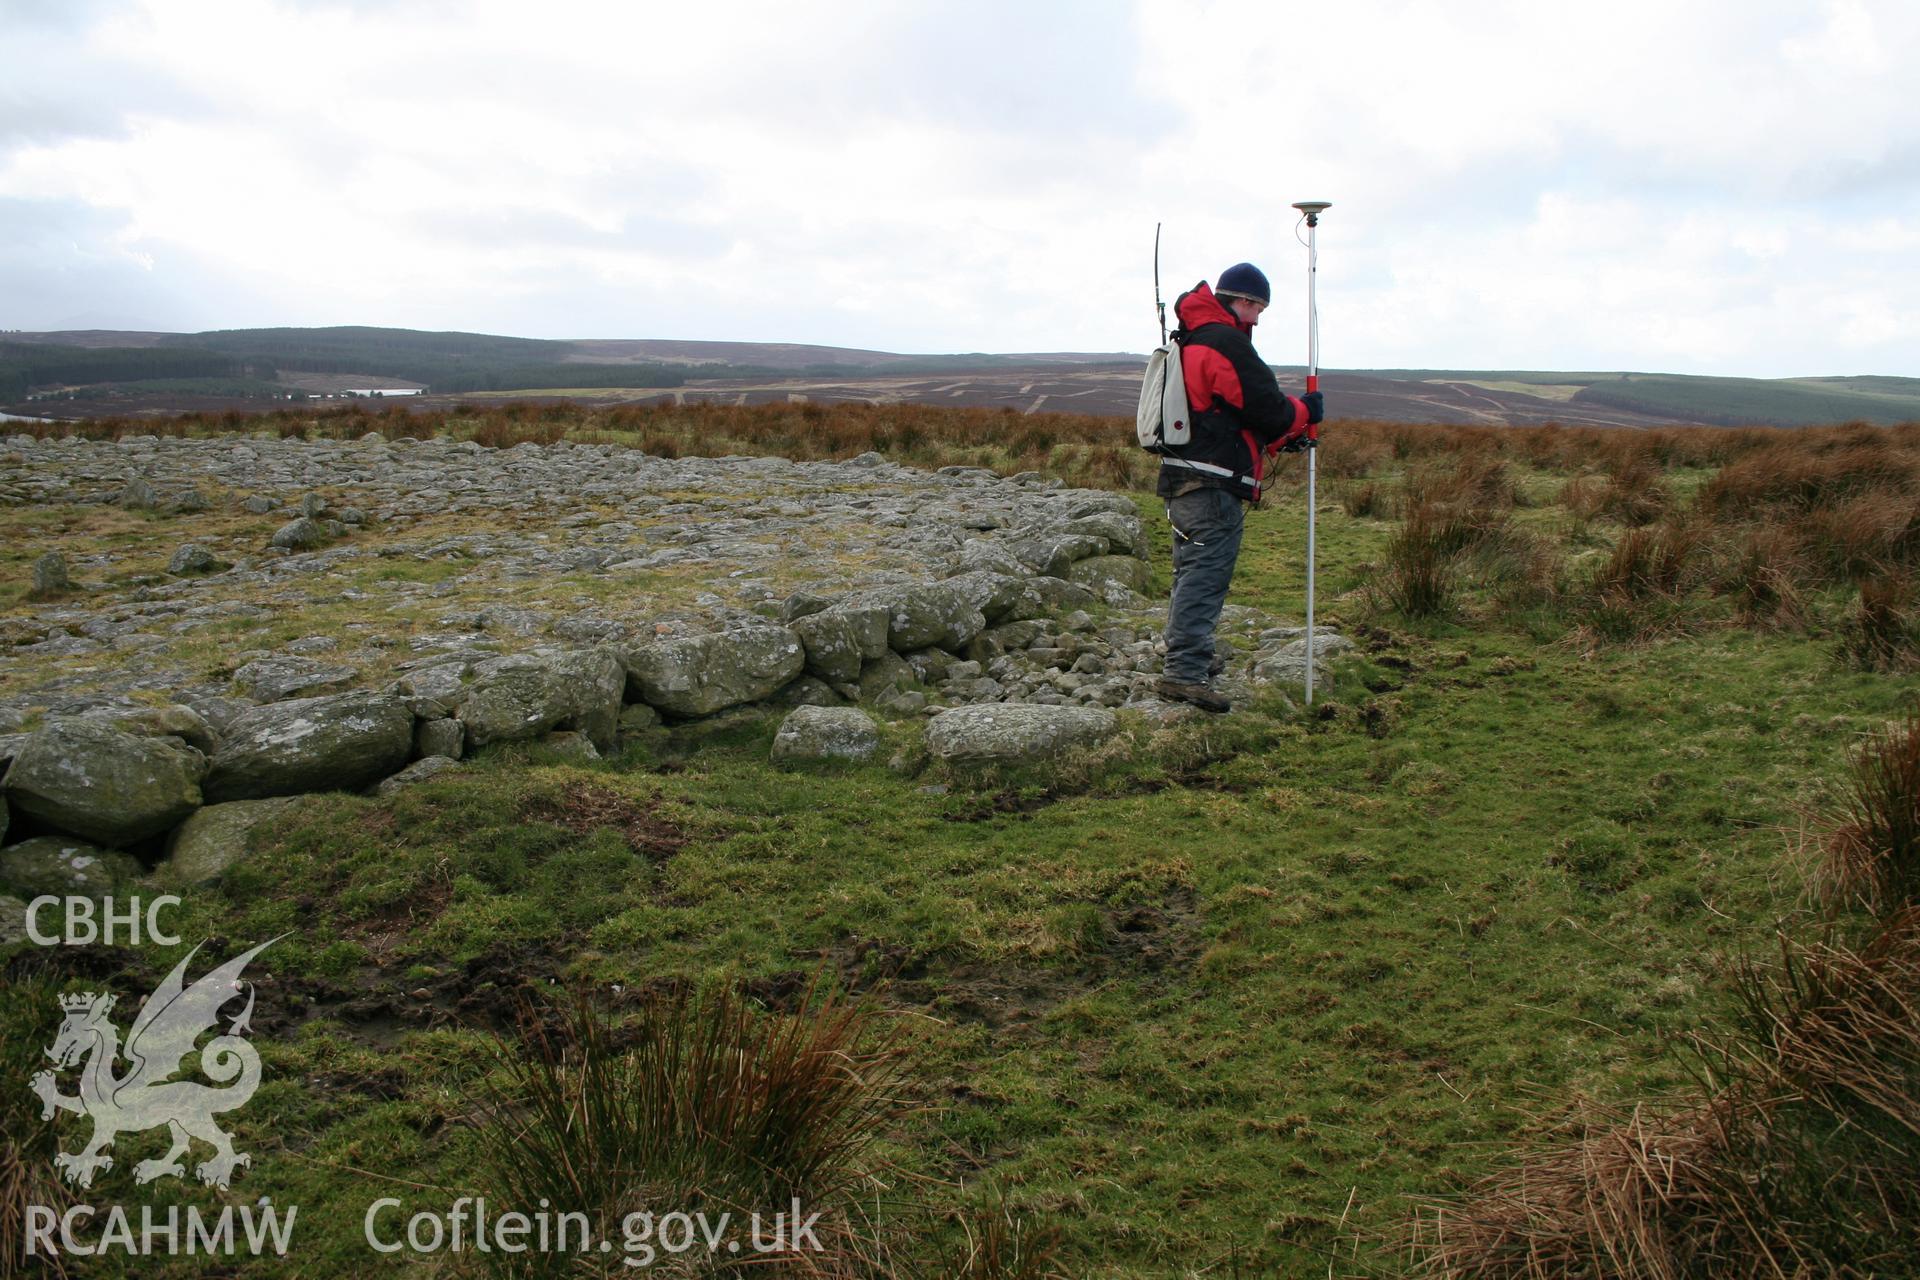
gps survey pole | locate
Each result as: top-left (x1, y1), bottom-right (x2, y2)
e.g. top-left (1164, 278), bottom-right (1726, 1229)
top-left (1292, 200), bottom-right (1330, 706)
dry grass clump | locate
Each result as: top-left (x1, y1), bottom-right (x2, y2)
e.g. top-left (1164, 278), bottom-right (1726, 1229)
top-left (1814, 706), bottom-right (1920, 915)
top-left (1837, 578), bottom-right (1920, 672)
top-left (474, 981), bottom-right (908, 1278)
top-left (1594, 460), bottom-right (1671, 526)
top-left (1340, 479), bottom-right (1397, 520)
top-left (0, 972), bottom-right (74, 1280)
top-left (1712, 527), bottom-right (1807, 629)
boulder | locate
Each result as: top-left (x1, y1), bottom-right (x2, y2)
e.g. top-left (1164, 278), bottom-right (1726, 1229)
top-left (1, 893), bottom-right (25, 946)
top-left (771, 706), bottom-right (882, 763)
top-left (160, 797), bottom-right (300, 886)
top-left (414, 717), bottom-right (466, 760)
top-left (1251, 632), bottom-right (1357, 686)
top-left (233, 656), bottom-right (359, 703)
top-left (118, 476), bottom-right (159, 509)
top-left (1066, 511), bottom-right (1148, 557)
top-left (0, 837), bottom-right (145, 902)
top-left (838, 582), bottom-right (984, 653)
top-left (791, 609), bottom-right (877, 684)
top-left (538, 731), bottom-right (600, 762)
top-left (391, 661), bottom-right (470, 718)
top-left (925, 704), bottom-right (1120, 764)
top-left (1067, 555), bottom-right (1152, 596)
top-left (97, 704), bottom-right (218, 755)
top-left (858, 651), bottom-right (918, 701)
top-left (770, 676), bottom-right (843, 709)
top-left (459, 648), bottom-right (626, 750)
top-left (203, 692), bottom-right (414, 801)
top-left (943, 570), bottom-right (1027, 624)
top-left (1003, 576), bottom-right (1099, 621)
top-left (623, 627), bottom-right (805, 717)
top-left (965, 620), bottom-right (1048, 663)
top-left (372, 756), bottom-right (465, 797)
top-left (3, 719), bottom-right (206, 847)
top-left (269, 516), bottom-right (332, 550)
top-left (167, 544), bottom-right (228, 575)
top-left (953, 539), bottom-right (1031, 578)
top-left (30, 551), bottom-right (70, 598)
top-left (1008, 533), bottom-right (1107, 578)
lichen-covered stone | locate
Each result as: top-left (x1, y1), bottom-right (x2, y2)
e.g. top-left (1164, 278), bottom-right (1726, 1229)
top-left (269, 516), bottom-right (332, 550)
top-left (234, 657), bottom-right (359, 703)
top-left (771, 706), bottom-right (882, 763)
top-left (372, 756), bottom-right (465, 797)
top-left (1067, 555), bottom-right (1152, 596)
top-left (0, 836), bottom-right (146, 902)
top-left (623, 626), bottom-right (805, 717)
top-left (3, 719), bottom-right (205, 847)
top-left (0, 893), bottom-right (26, 946)
top-left (160, 797), bottom-right (300, 886)
top-left (459, 648), bottom-right (625, 750)
top-left (203, 692), bottom-right (414, 801)
top-left (791, 610), bottom-right (874, 684)
top-left (30, 551), bottom-right (70, 598)
top-left (924, 704), bottom-right (1120, 764)
top-left (837, 582), bottom-right (984, 653)
top-left (1251, 631), bottom-right (1356, 686)
top-left (414, 717), bottom-right (466, 760)
top-left (167, 544), bottom-right (227, 575)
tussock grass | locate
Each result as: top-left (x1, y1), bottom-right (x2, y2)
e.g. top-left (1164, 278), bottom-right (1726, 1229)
top-left (1815, 705), bottom-right (1920, 916)
top-left (473, 981), bottom-right (906, 1278)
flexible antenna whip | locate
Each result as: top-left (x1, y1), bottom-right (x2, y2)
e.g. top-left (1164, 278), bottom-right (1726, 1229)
top-left (1154, 222), bottom-right (1167, 345)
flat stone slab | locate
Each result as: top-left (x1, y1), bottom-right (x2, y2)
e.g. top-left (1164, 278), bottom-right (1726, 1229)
top-left (924, 704), bottom-right (1119, 764)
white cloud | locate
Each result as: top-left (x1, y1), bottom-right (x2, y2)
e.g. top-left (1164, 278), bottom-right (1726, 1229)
top-left (0, 0), bottom-right (1916, 374)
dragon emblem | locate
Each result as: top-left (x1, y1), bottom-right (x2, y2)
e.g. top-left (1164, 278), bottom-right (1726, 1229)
top-left (30, 936), bottom-right (282, 1190)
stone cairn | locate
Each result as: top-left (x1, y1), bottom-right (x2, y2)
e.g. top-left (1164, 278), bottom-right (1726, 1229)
top-left (0, 432), bottom-right (1348, 914)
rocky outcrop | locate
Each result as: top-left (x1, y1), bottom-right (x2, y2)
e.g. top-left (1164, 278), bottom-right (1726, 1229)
top-left (622, 627), bottom-right (805, 717)
top-left (203, 692), bottom-right (414, 801)
top-left (772, 706), bottom-right (882, 763)
top-left (924, 704), bottom-right (1120, 764)
top-left (3, 719), bottom-right (205, 847)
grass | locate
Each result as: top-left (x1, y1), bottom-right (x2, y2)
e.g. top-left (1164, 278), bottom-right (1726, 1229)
top-left (6, 406), bottom-right (1920, 1275)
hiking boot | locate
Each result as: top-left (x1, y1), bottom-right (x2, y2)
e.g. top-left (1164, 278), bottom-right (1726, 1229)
top-left (1208, 655), bottom-right (1227, 677)
top-left (1156, 678), bottom-right (1231, 714)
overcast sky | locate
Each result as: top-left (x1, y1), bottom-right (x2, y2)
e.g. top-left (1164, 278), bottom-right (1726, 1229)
top-left (3, 0), bottom-right (1917, 377)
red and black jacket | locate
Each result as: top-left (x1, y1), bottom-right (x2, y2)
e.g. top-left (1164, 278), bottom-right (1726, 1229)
top-left (1155, 281), bottom-right (1310, 500)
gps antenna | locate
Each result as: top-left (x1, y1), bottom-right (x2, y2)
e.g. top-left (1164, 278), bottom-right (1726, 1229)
top-left (1291, 200), bottom-right (1330, 706)
top-left (1154, 222), bottom-right (1167, 346)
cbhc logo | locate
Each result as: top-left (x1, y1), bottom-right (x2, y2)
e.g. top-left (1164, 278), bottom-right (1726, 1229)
top-left (25, 896), bottom-right (183, 946)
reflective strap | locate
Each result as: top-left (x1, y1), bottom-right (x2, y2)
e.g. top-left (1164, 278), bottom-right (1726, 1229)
top-left (1161, 456), bottom-right (1258, 490)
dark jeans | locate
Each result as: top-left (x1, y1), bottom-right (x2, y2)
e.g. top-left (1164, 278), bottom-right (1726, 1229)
top-left (1163, 486), bottom-right (1246, 684)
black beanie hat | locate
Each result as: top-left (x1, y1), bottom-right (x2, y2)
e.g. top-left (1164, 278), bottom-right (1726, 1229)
top-left (1215, 262), bottom-right (1271, 306)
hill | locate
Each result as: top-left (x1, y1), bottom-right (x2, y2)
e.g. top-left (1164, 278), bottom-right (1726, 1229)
top-left (6, 326), bottom-right (1920, 427)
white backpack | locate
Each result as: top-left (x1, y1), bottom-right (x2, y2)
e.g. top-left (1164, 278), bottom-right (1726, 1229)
top-left (1136, 337), bottom-right (1191, 452)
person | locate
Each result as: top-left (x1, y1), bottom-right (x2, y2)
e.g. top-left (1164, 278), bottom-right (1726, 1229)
top-left (1155, 262), bottom-right (1325, 713)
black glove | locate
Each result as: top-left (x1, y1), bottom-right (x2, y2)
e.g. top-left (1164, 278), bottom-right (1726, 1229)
top-left (1279, 436), bottom-right (1308, 453)
top-left (1302, 391), bottom-right (1325, 425)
